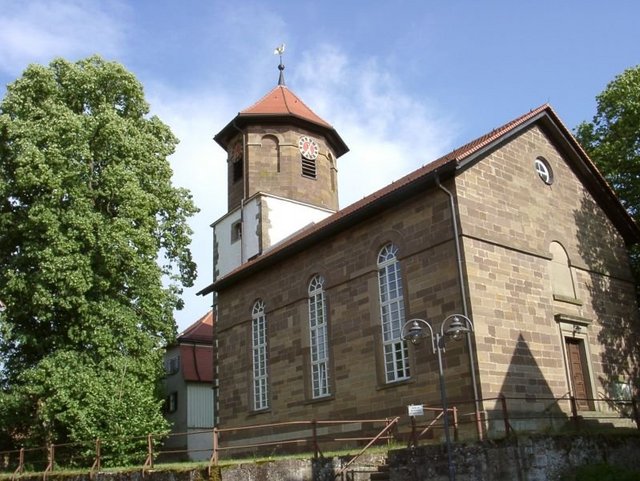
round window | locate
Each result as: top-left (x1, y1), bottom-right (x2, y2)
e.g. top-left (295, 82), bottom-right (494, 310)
top-left (534, 157), bottom-right (553, 185)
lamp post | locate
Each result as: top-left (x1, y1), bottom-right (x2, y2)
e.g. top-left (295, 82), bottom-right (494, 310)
top-left (401, 314), bottom-right (474, 481)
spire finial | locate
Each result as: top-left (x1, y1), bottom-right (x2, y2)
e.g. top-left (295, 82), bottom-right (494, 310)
top-left (274, 43), bottom-right (286, 86)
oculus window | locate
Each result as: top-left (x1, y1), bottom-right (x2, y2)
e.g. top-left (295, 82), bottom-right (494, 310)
top-left (534, 157), bottom-right (553, 185)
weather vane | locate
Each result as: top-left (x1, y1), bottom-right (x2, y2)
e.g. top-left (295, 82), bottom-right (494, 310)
top-left (274, 43), bottom-right (286, 86)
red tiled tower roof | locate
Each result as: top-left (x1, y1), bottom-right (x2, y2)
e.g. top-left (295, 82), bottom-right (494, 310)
top-left (240, 85), bottom-right (332, 128)
top-left (214, 85), bottom-right (349, 158)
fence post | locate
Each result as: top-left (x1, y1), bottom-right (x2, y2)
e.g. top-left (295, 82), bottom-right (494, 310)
top-left (208, 428), bottom-right (219, 479)
top-left (95, 438), bottom-right (101, 472)
top-left (13, 447), bottom-right (25, 478)
top-left (632, 398), bottom-right (640, 430)
top-left (312, 420), bottom-right (319, 459)
top-left (142, 434), bottom-right (154, 476)
top-left (147, 434), bottom-right (154, 469)
top-left (43, 444), bottom-right (54, 481)
top-left (570, 396), bottom-right (580, 430)
top-left (212, 427), bottom-right (219, 465)
top-left (408, 416), bottom-right (417, 448)
top-left (499, 394), bottom-right (512, 437)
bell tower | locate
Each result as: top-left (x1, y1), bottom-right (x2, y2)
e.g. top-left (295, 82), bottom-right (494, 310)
top-left (210, 56), bottom-right (349, 281)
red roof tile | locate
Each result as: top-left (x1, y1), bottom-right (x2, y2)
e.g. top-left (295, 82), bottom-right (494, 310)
top-left (240, 85), bottom-right (332, 128)
top-left (178, 310), bottom-right (213, 344)
top-left (177, 310), bottom-right (214, 383)
top-left (180, 344), bottom-right (213, 383)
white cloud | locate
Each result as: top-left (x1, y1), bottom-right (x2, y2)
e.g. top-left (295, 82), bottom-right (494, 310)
top-left (0, 0), bottom-right (127, 76)
top-left (0, 0), bottom-right (458, 331)
top-left (157, 43), bottom-right (459, 330)
top-left (294, 44), bottom-right (457, 208)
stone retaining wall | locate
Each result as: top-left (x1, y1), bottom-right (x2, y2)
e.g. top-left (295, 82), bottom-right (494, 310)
top-left (9, 435), bottom-right (640, 481)
top-left (388, 434), bottom-right (640, 481)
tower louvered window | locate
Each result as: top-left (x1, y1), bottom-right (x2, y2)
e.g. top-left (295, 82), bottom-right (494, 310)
top-left (302, 157), bottom-right (317, 179)
top-left (377, 244), bottom-right (410, 383)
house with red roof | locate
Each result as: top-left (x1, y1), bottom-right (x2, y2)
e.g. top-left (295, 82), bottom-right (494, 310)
top-left (163, 310), bottom-right (214, 460)
top-left (198, 65), bottom-right (639, 443)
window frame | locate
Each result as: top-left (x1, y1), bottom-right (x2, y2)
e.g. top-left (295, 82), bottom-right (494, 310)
top-left (251, 300), bottom-right (269, 411)
top-left (165, 392), bottom-right (178, 413)
top-left (534, 157), bottom-right (553, 185)
top-left (377, 243), bottom-right (410, 383)
top-left (308, 275), bottom-right (330, 398)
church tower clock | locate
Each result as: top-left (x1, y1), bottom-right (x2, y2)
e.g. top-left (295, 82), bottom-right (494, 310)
top-left (210, 59), bottom-right (349, 281)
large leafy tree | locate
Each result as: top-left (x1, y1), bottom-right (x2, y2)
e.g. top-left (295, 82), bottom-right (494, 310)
top-left (575, 65), bottom-right (640, 397)
top-left (0, 56), bottom-right (198, 462)
top-left (575, 65), bottom-right (640, 218)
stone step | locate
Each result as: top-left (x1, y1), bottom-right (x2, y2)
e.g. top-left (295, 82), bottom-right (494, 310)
top-left (370, 463), bottom-right (389, 481)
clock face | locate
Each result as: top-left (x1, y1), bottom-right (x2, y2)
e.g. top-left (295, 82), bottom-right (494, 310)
top-left (298, 136), bottom-right (319, 160)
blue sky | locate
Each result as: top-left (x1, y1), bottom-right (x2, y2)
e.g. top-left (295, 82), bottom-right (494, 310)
top-left (1, 1), bottom-right (638, 332)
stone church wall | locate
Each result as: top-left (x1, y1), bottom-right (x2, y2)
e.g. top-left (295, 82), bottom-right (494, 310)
top-left (215, 184), bottom-right (473, 434)
top-left (456, 124), bottom-right (638, 427)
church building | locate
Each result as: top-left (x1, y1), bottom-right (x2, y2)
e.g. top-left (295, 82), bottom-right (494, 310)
top-left (198, 64), bottom-right (640, 441)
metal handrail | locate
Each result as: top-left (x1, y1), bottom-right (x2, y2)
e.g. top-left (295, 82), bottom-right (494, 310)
top-left (334, 417), bottom-right (400, 479)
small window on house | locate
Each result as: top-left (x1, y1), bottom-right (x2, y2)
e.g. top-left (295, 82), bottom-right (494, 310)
top-left (166, 356), bottom-right (180, 375)
top-left (231, 221), bottom-right (242, 243)
top-left (534, 157), bottom-right (553, 185)
top-left (165, 392), bottom-right (178, 413)
top-left (302, 157), bottom-right (317, 179)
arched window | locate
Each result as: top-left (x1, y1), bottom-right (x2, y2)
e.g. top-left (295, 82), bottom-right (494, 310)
top-left (252, 300), bottom-right (269, 410)
top-left (377, 244), bottom-right (410, 382)
top-left (549, 242), bottom-right (576, 299)
top-left (308, 275), bottom-right (330, 398)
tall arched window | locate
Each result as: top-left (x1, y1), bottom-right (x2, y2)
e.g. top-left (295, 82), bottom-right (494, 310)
top-left (252, 300), bottom-right (269, 410)
top-left (308, 275), bottom-right (330, 398)
top-left (377, 244), bottom-right (410, 382)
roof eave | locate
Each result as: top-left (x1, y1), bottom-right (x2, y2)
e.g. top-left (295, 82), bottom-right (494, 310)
top-left (214, 113), bottom-right (349, 158)
top-left (202, 162), bottom-right (457, 293)
top-left (459, 111), bottom-right (640, 245)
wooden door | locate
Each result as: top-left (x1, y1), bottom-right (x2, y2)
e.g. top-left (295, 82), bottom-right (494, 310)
top-left (565, 338), bottom-right (590, 410)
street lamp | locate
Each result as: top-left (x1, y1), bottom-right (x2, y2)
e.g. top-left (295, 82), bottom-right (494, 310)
top-left (401, 314), bottom-right (474, 481)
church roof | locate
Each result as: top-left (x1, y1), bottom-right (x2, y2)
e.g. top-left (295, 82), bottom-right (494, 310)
top-left (200, 103), bottom-right (640, 294)
top-left (214, 85), bottom-right (349, 158)
top-left (240, 85), bottom-right (332, 128)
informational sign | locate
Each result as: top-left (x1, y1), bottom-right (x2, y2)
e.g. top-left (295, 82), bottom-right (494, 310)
top-left (407, 404), bottom-right (424, 417)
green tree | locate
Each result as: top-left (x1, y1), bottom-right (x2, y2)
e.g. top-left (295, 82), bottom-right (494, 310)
top-left (575, 65), bottom-right (640, 398)
top-left (575, 65), bottom-right (640, 217)
top-left (0, 56), bottom-right (198, 462)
